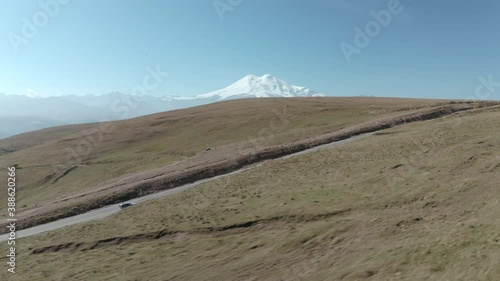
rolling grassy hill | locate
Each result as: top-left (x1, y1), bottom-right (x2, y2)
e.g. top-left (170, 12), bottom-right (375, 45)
top-left (0, 100), bottom-right (498, 280)
top-left (0, 97), bottom-right (473, 222)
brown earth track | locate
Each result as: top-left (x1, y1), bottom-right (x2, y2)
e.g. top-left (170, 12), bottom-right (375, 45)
top-left (0, 102), bottom-right (494, 234)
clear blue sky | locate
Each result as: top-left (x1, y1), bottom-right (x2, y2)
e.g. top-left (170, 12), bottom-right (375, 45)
top-left (1, 0), bottom-right (499, 99)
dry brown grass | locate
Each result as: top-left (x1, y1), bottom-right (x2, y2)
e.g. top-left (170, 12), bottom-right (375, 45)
top-left (1, 103), bottom-right (499, 281)
top-left (0, 97), bottom-right (469, 220)
top-left (0, 99), bottom-right (484, 232)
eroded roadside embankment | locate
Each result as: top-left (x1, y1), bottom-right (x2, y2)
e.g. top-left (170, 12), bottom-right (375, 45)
top-left (0, 103), bottom-right (494, 234)
top-left (27, 209), bottom-right (351, 255)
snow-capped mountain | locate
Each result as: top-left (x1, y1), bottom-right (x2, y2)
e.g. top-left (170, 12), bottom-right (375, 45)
top-left (195, 74), bottom-right (324, 100)
top-left (0, 74), bottom-right (325, 138)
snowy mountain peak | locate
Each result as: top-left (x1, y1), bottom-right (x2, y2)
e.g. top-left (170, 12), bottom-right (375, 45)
top-left (0, 75), bottom-right (325, 138)
top-left (196, 74), bottom-right (324, 100)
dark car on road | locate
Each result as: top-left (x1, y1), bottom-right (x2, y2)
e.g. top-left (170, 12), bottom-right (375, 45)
top-left (118, 202), bottom-right (134, 209)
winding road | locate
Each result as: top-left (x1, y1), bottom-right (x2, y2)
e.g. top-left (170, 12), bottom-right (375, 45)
top-left (0, 133), bottom-right (373, 242)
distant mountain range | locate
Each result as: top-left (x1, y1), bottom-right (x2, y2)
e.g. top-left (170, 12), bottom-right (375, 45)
top-left (0, 74), bottom-right (324, 138)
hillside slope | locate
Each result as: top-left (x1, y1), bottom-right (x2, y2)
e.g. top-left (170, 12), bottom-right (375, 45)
top-left (2, 104), bottom-right (499, 281)
top-left (0, 97), bottom-right (471, 220)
